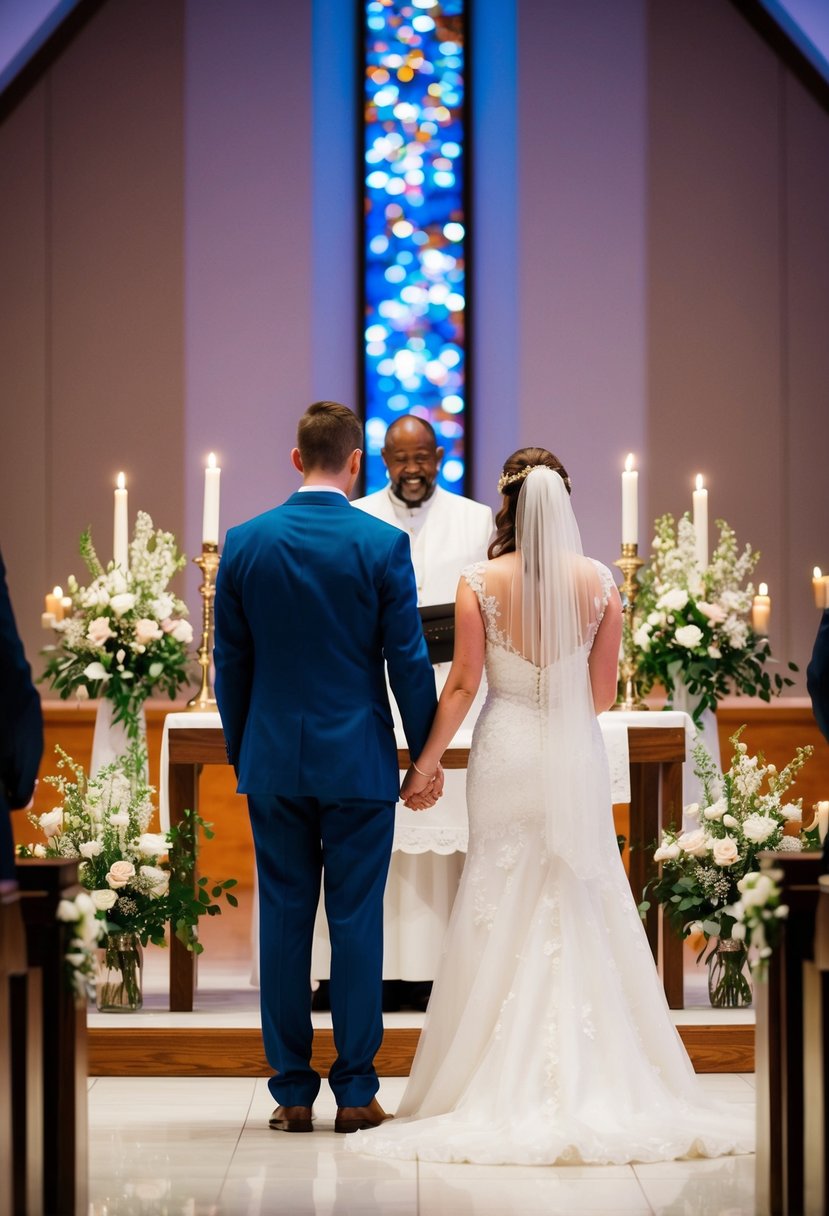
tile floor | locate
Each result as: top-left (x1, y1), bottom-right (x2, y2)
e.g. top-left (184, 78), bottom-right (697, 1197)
top-left (87, 1072), bottom-right (756, 1215)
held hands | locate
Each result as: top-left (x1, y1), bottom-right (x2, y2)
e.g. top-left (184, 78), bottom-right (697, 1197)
top-left (401, 762), bottom-right (444, 811)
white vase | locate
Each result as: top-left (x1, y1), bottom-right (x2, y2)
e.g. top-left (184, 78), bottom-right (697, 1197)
top-left (667, 666), bottom-right (721, 823)
top-left (90, 699), bottom-right (147, 778)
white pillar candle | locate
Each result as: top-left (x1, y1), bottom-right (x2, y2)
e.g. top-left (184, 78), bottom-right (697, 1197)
top-left (113, 472), bottom-right (129, 570)
top-left (44, 586), bottom-right (63, 622)
top-left (751, 583), bottom-right (770, 635)
top-left (202, 452), bottom-right (221, 545)
top-left (813, 567), bottom-right (828, 610)
top-left (692, 474), bottom-right (708, 574)
top-left (621, 453), bottom-right (638, 546)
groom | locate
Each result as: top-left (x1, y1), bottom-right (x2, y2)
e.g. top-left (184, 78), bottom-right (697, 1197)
top-left (214, 401), bottom-right (439, 1133)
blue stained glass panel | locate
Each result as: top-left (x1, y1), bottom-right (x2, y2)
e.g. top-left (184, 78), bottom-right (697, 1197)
top-left (362, 0), bottom-right (468, 495)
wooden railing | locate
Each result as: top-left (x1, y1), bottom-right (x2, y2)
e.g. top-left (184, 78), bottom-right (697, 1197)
top-left (4, 858), bottom-right (88, 1216)
top-left (755, 851), bottom-right (829, 1216)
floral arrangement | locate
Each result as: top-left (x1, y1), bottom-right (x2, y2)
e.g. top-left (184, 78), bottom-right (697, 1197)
top-left (641, 728), bottom-right (812, 949)
top-left (724, 868), bottom-right (788, 979)
top-left (633, 514), bottom-right (795, 725)
top-left (56, 891), bottom-right (105, 998)
top-left (41, 514), bottom-right (194, 739)
top-left (17, 746), bottom-right (237, 952)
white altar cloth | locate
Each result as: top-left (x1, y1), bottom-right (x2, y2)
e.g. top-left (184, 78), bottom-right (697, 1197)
top-left (157, 709), bottom-right (697, 836)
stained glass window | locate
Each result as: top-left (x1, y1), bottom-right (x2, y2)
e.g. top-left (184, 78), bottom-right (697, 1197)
top-left (362, 0), bottom-right (468, 495)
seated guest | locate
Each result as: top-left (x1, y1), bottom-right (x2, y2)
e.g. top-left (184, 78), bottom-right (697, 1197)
top-left (0, 550), bottom-right (43, 885)
top-left (807, 608), bottom-right (829, 744)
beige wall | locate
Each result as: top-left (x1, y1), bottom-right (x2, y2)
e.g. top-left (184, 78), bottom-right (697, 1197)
top-left (647, 0), bottom-right (829, 689)
top-left (0, 0), bottom-right (184, 680)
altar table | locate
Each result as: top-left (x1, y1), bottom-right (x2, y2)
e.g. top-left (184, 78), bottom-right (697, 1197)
top-left (160, 711), bottom-right (692, 1012)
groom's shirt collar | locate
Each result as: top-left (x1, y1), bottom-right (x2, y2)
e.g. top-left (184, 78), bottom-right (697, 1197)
top-left (297, 485), bottom-right (347, 498)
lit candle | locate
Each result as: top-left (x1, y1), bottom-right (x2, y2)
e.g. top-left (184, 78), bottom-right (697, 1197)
top-left (113, 472), bottom-right (129, 569)
top-left (202, 452), bottom-right (221, 545)
top-left (692, 474), bottom-right (708, 574)
top-left (42, 585), bottom-right (62, 628)
top-left (621, 453), bottom-right (638, 546)
top-left (751, 582), bottom-right (770, 635)
top-left (813, 567), bottom-right (828, 610)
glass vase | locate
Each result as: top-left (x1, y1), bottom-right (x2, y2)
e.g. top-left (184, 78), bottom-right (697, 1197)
top-left (707, 937), bottom-right (752, 1008)
top-left (96, 932), bottom-right (143, 1012)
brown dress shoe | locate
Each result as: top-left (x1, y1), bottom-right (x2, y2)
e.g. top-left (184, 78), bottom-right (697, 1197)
top-left (269, 1104), bottom-right (314, 1132)
top-left (334, 1096), bottom-right (392, 1134)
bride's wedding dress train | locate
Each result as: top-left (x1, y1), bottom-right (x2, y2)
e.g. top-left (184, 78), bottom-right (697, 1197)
top-left (349, 559), bottom-right (754, 1166)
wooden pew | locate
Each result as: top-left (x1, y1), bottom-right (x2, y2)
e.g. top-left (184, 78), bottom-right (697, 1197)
top-left (1, 881), bottom-right (29, 1215)
top-left (755, 851), bottom-right (828, 1216)
top-left (13, 859), bottom-right (87, 1216)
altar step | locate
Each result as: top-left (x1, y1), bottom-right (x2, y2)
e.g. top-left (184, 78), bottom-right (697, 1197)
top-left (88, 1018), bottom-right (754, 1076)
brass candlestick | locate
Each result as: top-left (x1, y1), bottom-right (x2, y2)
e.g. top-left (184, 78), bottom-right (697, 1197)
top-left (613, 542), bottom-right (648, 712)
top-left (187, 543), bottom-right (221, 712)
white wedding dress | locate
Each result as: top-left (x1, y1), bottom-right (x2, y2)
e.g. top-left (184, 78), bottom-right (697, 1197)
top-left (350, 516), bottom-right (754, 1165)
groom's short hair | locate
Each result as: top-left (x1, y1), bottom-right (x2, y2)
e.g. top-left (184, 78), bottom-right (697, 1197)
top-left (297, 401), bottom-right (363, 472)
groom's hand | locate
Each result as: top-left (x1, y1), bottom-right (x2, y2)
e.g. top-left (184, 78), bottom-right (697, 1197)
top-left (400, 762), bottom-right (443, 811)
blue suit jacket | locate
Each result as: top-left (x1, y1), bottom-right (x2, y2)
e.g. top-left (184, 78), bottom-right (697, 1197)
top-left (807, 609), bottom-right (829, 744)
top-left (0, 550), bottom-right (44, 880)
top-left (213, 491), bottom-right (437, 801)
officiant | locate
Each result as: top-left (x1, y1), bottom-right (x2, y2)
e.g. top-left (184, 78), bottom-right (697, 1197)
top-left (312, 414), bottom-right (493, 1009)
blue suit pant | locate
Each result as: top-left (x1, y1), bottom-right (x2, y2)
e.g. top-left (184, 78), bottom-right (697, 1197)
top-left (247, 793), bottom-right (395, 1108)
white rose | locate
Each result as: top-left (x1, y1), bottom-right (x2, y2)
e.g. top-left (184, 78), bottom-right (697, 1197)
top-left (87, 616), bottom-right (115, 647)
top-left (654, 842), bottom-right (681, 862)
top-left (632, 623), bottom-right (651, 651)
top-left (703, 799), bottom-right (726, 821)
top-left (109, 593), bottom-right (137, 618)
top-left (677, 828), bottom-right (710, 857)
top-left (731, 921), bottom-right (747, 941)
top-left (106, 860), bottom-right (136, 889)
top-left (707, 645), bottom-right (722, 660)
top-left (722, 813), bottom-right (739, 829)
top-left (684, 802), bottom-right (701, 821)
top-left (169, 619), bottom-right (194, 645)
top-left (140, 864), bottom-right (170, 898)
top-left (82, 661), bottom-right (110, 683)
top-left (152, 594), bottom-right (174, 621)
top-left (33, 844), bottom-right (47, 858)
top-left (56, 898), bottom-right (81, 922)
top-left (38, 808), bottom-right (63, 838)
top-left (647, 611), bottom-right (665, 627)
top-left (712, 836), bottom-right (740, 867)
top-left (674, 624), bottom-right (704, 649)
top-left (137, 832), bottom-right (169, 858)
top-left (739, 873), bottom-right (774, 907)
top-left (780, 802), bottom-right (802, 823)
top-left (742, 813), bottom-right (778, 844)
top-left (658, 588), bottom-right (689, 612)
top-left (109, 812), bottom-right (130, 828)
top-left (79, 840), bottom-right (103, 859)
top-left (91, 888), bottom-right (118, 911)
top-left (135, 618), bottom-right (163, 645)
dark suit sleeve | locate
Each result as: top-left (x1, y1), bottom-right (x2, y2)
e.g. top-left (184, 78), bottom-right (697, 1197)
top-left (0, 551), bottom-right (44, 880)
top-left (379, 530), bottom-right (438, 759)
top-left (807, 610), bottom-right (829, 744)
top-left (213, 531), bottom-right (254, 770)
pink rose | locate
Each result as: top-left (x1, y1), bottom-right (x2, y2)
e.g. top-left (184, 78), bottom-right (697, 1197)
top-left (87, 616), bottom-right (115, 647)
top-left (134, 618), bottom-right (163, 645)
top-left (106, 860), bottom-right (136, 889)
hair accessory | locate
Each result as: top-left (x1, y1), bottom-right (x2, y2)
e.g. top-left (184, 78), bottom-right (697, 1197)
top-left (497, 465), bottom-right (571, 495)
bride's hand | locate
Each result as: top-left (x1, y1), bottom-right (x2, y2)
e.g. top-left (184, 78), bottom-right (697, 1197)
top-left (400, 762), bottom-right (442, 811)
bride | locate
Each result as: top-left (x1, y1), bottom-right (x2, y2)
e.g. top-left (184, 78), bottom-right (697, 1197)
top-left (348, 448), bottom-right (754, 1166)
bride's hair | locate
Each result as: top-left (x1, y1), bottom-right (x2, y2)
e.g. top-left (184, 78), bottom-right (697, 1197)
top-left (488, 447), bottom-right (571, 558)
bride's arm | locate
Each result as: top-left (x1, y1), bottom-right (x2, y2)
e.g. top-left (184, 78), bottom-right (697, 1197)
top-left (588, 586), bottom-right (623, 713)
top-left (401, 578), bottom-right (485, 805)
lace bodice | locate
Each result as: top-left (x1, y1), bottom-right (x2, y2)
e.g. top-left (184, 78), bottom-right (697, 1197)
top-left (461, 558), bottom-right (615, 710)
